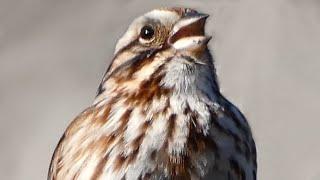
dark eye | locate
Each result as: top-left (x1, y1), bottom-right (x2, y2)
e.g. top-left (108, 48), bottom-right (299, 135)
top-left (140, 25), bottom-right (155, 40)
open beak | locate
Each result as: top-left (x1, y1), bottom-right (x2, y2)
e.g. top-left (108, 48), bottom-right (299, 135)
top-left (168, 10), bottom-right (211, 55)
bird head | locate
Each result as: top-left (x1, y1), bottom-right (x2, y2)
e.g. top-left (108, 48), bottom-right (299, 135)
top-left (116, 8), bottom-right (210, 52)
top-left (109, 8), bottom-right (211, 70)
top-left (96, 7), bottom-right (217, 103)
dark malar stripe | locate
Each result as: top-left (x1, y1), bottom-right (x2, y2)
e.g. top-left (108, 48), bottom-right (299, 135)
top-left (114, 39), bottom-right (140, 59)
top-left (101, 38), bottom-right (139, 81)
top-left (96, 46), bottom-right (159, 96)
top-left (114, 49), bottom-right (158, 82)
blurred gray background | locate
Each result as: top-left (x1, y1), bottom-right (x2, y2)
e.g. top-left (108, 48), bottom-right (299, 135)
top-left (0, 0), bottom-right (319, 179)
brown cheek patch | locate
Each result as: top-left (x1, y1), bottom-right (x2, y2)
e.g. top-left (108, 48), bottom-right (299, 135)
top-left (124, 64), bottom-right (173, 107)
top-left (113, 54), bottom-right (155, 84)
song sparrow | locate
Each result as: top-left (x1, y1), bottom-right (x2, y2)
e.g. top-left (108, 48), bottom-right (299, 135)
top-left (48, 7), bottom-right (257, 180)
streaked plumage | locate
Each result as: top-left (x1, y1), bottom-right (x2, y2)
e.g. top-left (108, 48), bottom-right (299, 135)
top-left (48, 7), bottom-right (257, 180)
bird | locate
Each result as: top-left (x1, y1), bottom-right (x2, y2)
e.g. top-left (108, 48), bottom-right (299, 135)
top-left (48, 7), bottom-right (257, 180)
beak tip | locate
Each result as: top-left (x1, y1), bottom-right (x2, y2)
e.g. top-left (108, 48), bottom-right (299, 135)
top-left (202, 13), bottom-right (210, 19)
top-left (205, 36), bottom-right (212, 43)
top-left (189, 13), bottom-right (209, 21)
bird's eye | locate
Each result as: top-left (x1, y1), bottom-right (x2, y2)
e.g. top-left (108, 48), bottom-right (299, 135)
top-left (140, 25), bottom-right (155, 40)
